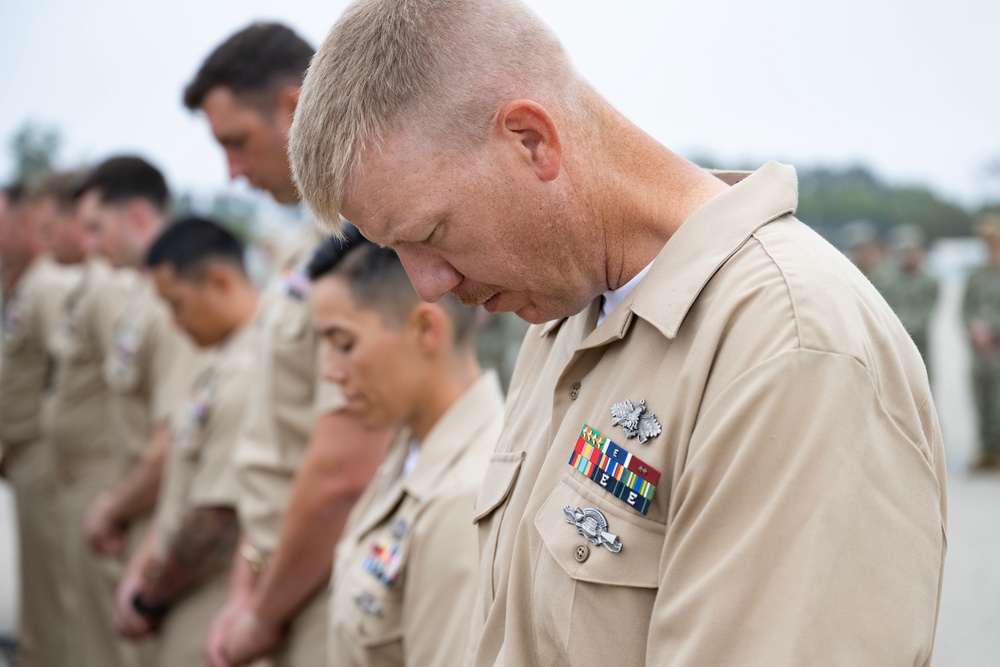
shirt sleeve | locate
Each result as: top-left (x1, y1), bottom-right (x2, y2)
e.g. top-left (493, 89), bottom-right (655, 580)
top-left (648, 348), bottom-right (946, 666)
top-left (403, 492), bottom-right (480, 667)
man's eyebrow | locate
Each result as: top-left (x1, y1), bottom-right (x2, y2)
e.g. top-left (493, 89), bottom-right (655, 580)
top-left (317, 325), bottom-right (346, 337)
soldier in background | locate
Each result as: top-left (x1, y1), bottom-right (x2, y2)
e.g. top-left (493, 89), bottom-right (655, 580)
top-left (181, 23), bottom-right (392, 667)
top-left (963, 215), bottom-right (1000, 470)
top-left (841, 219), bottom-right (893, 293)
top-left (116, 217), bottom-right (259, 666)
top-left (881, 224), bottom-right (939, 372)
top-left (44, 173), bottom-right (137, 667)
top-left (0, 179), bottom-right (81, 667)
top-left (73, 157), bottom-right (201, 666)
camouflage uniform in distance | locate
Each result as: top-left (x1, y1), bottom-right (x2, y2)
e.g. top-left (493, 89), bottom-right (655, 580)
top-left (880, 266), bottom-right (939, 369)
top-left (962, 265), bottom-right (1000, 463)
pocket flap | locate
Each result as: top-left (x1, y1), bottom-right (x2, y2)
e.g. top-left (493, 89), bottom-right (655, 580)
top-left (473, 451), bottom-right (525, 523)
top-left (534, 476), bottom-right (664, 588)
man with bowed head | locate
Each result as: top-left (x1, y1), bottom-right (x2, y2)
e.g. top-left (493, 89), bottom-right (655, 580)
top-left (290, 1), bottom-right (947, 665)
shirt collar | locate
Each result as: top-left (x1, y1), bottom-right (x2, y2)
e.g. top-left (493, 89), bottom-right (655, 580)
top-left (537, 161), bottom-right (798, 343)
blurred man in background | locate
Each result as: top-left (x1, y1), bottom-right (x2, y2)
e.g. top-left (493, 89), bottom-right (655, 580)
top-left (183, 23), bottom-right (391, 666)
top-left (0, 179), bottom-right (81, 667)
top-left (842, 218), bottom-right (893, 293)
top-left (881, 223), bottom-right (939, 372)
top-left (963, 214), bottom-right (1000, 471)
top-left (44, 173), bottom-right (135, 667)
top-left (117, 217), bottom-right (259, 666)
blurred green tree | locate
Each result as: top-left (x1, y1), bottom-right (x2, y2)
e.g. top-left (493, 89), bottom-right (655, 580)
top-left (8, 122), bottom-right (61, 183)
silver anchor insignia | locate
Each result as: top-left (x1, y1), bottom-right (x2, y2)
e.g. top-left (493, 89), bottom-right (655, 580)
top-left (610, 398), bottom-right (662, 444)
top-left (563, 506), bottom-right (622, 553)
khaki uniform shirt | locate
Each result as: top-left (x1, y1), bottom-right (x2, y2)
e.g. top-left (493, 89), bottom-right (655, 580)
top-left (330, 371), bottom-right (504, 667)
top-left (472, 162), bottom-right (947, 667)
top-left (103, 270), bottom-right (199, 470)
top-left (155, 320), bottom-right (257, 559)
top-left (235, 224), bottom-right (344, 556)
top-left (0, 257), bottom-right (81, 451)
top-left (46, 258), bottom-right (132, 474)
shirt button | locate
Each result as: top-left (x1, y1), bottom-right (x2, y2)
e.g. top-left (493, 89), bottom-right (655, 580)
top-left (569, 382), bottom-right (582, 400)
top-left (574, 544), bottom-right (590, 563)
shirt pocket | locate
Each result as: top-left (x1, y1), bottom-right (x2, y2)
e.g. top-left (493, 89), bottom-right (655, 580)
top-left (531, 474), bottom-right (664, 664)
top-left (472, 451), bottom-right (525, 598)
top-left (341, 555), bottom-right (405, 649)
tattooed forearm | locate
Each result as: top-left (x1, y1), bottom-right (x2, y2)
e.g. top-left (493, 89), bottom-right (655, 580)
top-left (138, 506), bottom-right (239, 608)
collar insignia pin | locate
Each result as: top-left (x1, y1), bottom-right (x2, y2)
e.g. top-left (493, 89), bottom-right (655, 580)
top-left (563, 506), bottom-right (622, 553)
top-left (611, 398), bottom-right (662, 444)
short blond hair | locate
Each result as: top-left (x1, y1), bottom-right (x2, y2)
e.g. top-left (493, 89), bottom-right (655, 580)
top-left (290, 0), bottom-right (581, 230)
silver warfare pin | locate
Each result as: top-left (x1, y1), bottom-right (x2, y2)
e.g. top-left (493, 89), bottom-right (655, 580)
top-left (563, 506), bottom-right (622, 553)
top-left (610, 398), bottom-right (662, 444)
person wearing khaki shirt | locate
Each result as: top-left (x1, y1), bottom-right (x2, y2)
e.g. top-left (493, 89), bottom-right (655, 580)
top-left (46, 252), bottom-right (136, 667)
top-left (115, 217), bottom-right (259, 666)
top-left (311, 242), bottom-right (501, 667)
top-left (183, 23), bottom-right (392, 667)
top-left (0, 182), bottom-right (82, 667)
top-left (73, 157), bottom-right (199, 570)
top-left (289, 1), bottom-right (948, 663)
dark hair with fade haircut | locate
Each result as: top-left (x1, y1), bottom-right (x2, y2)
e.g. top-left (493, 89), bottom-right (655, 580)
top-left (75, 155), bottom-right (169, 212)
top-left (145, 215), bottom-right (246, 281)
top-left (29, 169), bottom-right (88, 212)
top-left (183, 22), bottom-right (315, 111)
top-left (316, 242), bottom-right (479, 345)
top-left (305, 223), bottom-right (368, 280)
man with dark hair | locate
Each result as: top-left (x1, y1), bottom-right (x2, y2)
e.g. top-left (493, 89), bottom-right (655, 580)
top-left (183, 22), bottom-right (312, 205)
top-left (0, 181), bottom-right (81, 667)
top-left (72, 156), bottom-right (199, 667)
top-left (31, 169), bottom-right (89, 265)
top-left (310, 240), bottom-right (502, 666)
top-left (44, 169), bottom-right (138, 667)
top-left (185, 24), bottom-right (393, 667)
top-left (117, 216), bottom-right (259, 667)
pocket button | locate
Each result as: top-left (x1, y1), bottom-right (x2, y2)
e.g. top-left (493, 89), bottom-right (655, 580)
top-left (574, 544), bottom-right (590, 563)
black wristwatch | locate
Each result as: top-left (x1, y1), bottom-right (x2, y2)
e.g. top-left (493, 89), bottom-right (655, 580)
top-left (131, 591), bottom-right (169, 621)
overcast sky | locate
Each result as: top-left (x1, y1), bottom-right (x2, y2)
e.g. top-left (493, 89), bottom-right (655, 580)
top-left (1, 0), bottom-right (997, 211)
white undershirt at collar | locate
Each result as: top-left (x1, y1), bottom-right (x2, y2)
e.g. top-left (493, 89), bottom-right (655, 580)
top-left (597, 261), bottom-right (654, 327)
top-left (400, 439), bottom-right (420, 479)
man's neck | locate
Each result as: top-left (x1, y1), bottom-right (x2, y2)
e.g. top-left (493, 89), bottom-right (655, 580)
top-left (579, 111), bottom-right (729, 291)
top-left (407, 355), bottom-right (481, 443)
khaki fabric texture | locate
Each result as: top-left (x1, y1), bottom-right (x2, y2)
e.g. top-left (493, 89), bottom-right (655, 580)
top-left (0, 257), bottom-right (79, 667)
top-left (471, 163), bottom-right (947, 667)
top-left (63, 458), bottom-right (156, 667)
top-left (0, 257), bottom-right (80, 447)
top-left (273, 584), bottom-right (328, 667)
top-left (104, 270), bottom-right (200, 470)
top-left (235, 223), bottom-right (343, 556)
top-left (329, 371), bottom-right (504, 667)
top-left (155, 319), bottom-right (257, 560)
top-left (45, 258), bottom-right (132, 470)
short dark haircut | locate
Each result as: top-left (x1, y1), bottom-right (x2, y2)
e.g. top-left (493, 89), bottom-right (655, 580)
top-left (75, 156), bottom-right (169, 212)
top-left (29, 169), bottom-right (88, 212)
top-left (145, 215), bottom-right (245, 281)
top-left (183, 22), bottom-right (314, 111)
top-left (315, 241), bottom-right (478, 345)
top-left (1, 182), bottom-right (27, 208)
top-left (305, 223), bottom-right (367, 280)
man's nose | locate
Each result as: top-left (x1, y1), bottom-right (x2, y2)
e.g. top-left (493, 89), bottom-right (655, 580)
top-left (395, 248), bottom-right (463, 303)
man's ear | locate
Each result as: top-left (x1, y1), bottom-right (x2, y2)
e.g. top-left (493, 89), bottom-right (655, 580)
top-left (408, 302), bottom-right (448, 356)
top-left (275, 85), bottom-right (301, 131)
top-left (125, 198), bottom-right (154, 234)
top-left (494, 99), bottom-right (562, 182)
top-left (202, 263), bottom-right (237, 294)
